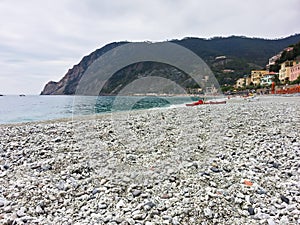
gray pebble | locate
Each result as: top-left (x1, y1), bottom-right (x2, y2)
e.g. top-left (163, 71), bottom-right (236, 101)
top-left (267, 218), bottom-right (276, 225)
top-left (203, 207), bottom-right (213, 218)
top-left (248, 207), bottom-right (255, 215)
top-left (280, 195), bottom-right (290, 204)
top-left (98, 203), bottom-right (108, 209)
top-left (210, 167), bottom-right (220, 173)
top-left (132, 213), bottom-right (147, 220)
top-left (132, 190), bottom-right (142, 197)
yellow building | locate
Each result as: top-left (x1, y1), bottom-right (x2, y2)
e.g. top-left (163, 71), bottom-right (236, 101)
top-left (279, 61), bottom-right (294, 83)
top-left (235, 78), bottom-right (245, 88)
top-left (245, 76), bottom-right (252, 86)
top-left (251, 70), bottom-right (268, 86)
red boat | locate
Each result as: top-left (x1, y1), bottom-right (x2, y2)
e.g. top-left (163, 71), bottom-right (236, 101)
top-left (186, 99), bottom-right (204, 106)
top-left (186, 99), bottom-right (226, 106)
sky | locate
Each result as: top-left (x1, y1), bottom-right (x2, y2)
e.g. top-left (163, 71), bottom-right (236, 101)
top-left (0, 0), bottom-right (299, 94)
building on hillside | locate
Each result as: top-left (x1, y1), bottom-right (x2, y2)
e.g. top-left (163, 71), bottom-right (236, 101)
top-left (214, 56), bottom-right (227, 66)
top-left (245, 76), bottom-right (252, 86)
top-left (235, 78), bottom-right (245, 88)
top-left (260, 72), bottom-right (277, 86)
top-left (215, 56), bottom-right (227, 60)
top-left (222, 69), bottom-right (235, 73)
top-left (266, 53), bottom-right (282, 70)
top-left (251, 70), bottom-right (268, 86)
top-left (284, 47), bottom-right (294, 52)
top-left (235, 75), bottom-right (253, 88)
top-left (266, 47), bottom-right (293, 70)
top-left (290, 60), bottom-right (300, 82)
top-left (279, 61), bottom-right (294, 83)
top-left (187, 88), bottom-right (203, 94)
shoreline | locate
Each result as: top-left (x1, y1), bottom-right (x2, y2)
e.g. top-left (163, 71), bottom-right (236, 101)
top-left (0, 96), bottom-right (299, 224)
top-left (0, 95), bottom-right (197, 126)
top-left (0, 94), bottom-right (299, 127)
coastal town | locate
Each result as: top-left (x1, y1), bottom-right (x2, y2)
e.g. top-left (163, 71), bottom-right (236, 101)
top-left (1, 40), bottom-right (300, 224)
top-left (235, 46), bottom-right (300, 94)
top-left (1, 0), bottom-right (300, 223)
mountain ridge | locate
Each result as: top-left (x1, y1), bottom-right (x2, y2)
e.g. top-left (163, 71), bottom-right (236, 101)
top-left (41, 34), bottom-right (300, 95)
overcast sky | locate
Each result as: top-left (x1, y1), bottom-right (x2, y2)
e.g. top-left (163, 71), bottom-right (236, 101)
top-left (0, 0), bottom-right (299, 94)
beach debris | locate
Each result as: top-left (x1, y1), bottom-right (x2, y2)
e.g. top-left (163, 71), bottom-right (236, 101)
top-left (243, 180), bottom-right (253, 186)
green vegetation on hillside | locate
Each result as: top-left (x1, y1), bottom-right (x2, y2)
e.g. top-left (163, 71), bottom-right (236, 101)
top-left (173, 35), bottom-right (300, 86)
top-left (41, 34), bottom-right (300, 95)
top-left (270, 40), bottom-right (300, 72)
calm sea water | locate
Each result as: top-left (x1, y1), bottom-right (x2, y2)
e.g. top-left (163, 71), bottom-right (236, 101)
top-left (0, 95), bottom-right (198, 124)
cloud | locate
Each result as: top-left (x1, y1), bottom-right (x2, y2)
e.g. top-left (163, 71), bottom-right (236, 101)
top-left (0, 0), bottom-right (299, 94)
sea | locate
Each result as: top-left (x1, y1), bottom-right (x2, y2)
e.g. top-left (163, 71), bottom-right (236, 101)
top-left (0, 95), bottom-right (199, 124)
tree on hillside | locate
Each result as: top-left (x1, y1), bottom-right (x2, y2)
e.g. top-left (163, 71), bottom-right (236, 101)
top-left (269, 64), bottom-right (280, 72)
top-left (291, 75), bottom-right (300, 84)
top-left (292, 41), bottom-right (300, 57)
top-left (270, 40), bottom-right (300, 72)
top-left (272, 73), bottom-right (281, 85)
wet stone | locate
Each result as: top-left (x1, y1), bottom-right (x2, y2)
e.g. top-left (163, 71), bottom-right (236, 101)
top-left (54, 138), bottom-right (62, 143)
top-left (280, 195), bottom-right (290, 204)
top-left (3, 165), bottom-right (9, 170)
top-left (144, 201), bottom-right (156, 211)
top-left (248, 207), bottom-right (255, 215)
top-left (257, 188), bottom-right (267, 195)
top-left (92, 188), bottom-right (99, 195)
top-left (41, 164), bottom-right (52, 171)
top-left (272, 162), bottom-right (280, 169)
top-left (210, 167), bottom-right (221, 173)
top-left (201, 171), bottom-right (210, 176)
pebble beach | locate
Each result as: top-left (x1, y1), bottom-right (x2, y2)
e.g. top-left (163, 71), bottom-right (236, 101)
top-left (0, 96), bottom-right (299, 225)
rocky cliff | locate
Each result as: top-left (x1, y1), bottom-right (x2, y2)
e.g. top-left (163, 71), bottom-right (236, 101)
top-left (41, 42), bottom-right (128, 95)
